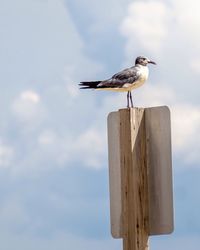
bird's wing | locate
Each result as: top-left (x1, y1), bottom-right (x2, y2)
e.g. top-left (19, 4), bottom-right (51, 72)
top-left (97, 66), bottom-right (140, 88)
top-left (112, 67), bottom-right (138, 80)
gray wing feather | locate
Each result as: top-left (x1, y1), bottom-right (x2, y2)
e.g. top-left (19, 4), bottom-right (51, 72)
top-left (112, 67), bottom-right (136, 80)
top-left (97, 66), bottom-right (140, 88)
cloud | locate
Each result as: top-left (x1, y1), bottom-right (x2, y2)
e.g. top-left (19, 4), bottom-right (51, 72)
top-left (0, 0), bottom-right (200, 249)
top-left (119, 0), bottom-right (200, 69)
top-left (120, 1), bottom-right (171, 54)
top-left (63, 63), bottom-right (102, 99)
top-left (0, 0), bottom-right (104, 175)
top-left (12, 90), bottom-right (45, 125)
top-left (171, 105), bottom-right (200, 165)
top-left (173, 0), bottom-right (200, 41)
top-left (38, 129), bottom-right (57, 146)
top-left (4, 0), bottom-right (200, 177)
top-left (36, 127), bottom-right (106, 170)
top-left (190, 59), bottom-right (200, 74)
top-left (120, 0), bottom-right (200, 77)
top-left (72, 128), bottom-right (106, 169)
top-left (66, 0), bottom-right (132, 34)
top-left (20, 91), bottom-right (40, 103)
top-left (118, 0), bottom-right (200, 167)
top-left (0, 141), bottom-right (14, 168)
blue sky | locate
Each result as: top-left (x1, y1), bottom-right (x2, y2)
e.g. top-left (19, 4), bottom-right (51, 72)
top-left (1, 0), bottom-right (200, 249)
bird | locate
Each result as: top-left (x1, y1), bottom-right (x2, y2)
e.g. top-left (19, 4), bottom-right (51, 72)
top-left (79, 56), bottom-right (156, 108)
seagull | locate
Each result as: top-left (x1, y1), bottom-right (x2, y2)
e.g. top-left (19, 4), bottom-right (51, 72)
top-left (79, 56), bottom-right (156, 108)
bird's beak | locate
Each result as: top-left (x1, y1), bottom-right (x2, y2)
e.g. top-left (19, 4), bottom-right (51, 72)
top-left (148, 60), bottom-right (156, 65)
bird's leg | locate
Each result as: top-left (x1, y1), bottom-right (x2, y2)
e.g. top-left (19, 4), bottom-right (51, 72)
top-left (127, 91), bottom-right (130, 108)
top-left (130, 91), bottom-right (134, 108)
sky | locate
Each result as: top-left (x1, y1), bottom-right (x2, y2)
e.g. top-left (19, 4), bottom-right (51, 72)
top-left (1, 0), bottom-right (200, 249)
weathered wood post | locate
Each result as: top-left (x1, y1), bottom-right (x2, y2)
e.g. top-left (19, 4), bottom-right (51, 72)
top-left (107, 106), bottom-right (173, 250)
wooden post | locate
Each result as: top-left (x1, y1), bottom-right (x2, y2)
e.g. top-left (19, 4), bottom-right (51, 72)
top-left (120, 108), bottom-right (149, 250)
top-left (107, 106), bottom-right (173, 250)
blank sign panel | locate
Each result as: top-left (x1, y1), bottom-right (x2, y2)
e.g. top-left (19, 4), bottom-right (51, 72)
top-left (107, 106), bottom-right (174, 238)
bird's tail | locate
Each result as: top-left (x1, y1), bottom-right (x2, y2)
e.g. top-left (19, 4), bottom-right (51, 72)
top-left (79, 81), bottom-right (101, 89)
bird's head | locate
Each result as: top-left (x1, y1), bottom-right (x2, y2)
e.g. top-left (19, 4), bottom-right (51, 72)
top-left (135, 56), bottom-right (156, 66)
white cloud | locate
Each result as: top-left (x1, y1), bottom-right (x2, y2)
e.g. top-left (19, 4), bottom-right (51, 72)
top-left (20, 90), bottom-right (40, 103)
top-left (134, 83), bottom-right (175, 107)
top-left (38, 129), bottom-right (57, 146)
top-left (66, 83), bottom-right (79, 98)
top-left (36, 127), bottom-right (106, 170)
top-left (67, 0), bottom-right (132, 35)
top-left (120, 0), bottom-right (200, 70)
top-left (3, 0), bottom-right (200, 177)
top-left (118, 0), bottom-right (200, 167)
top-left (0, 142), bottom-right (14, 168)
top-left (173, 0), bottom-right (200, 40)
top-left (0, 0), bottom-right (104, 176)
top-left (0, 0), bottom-right (200, 248)
top-left (72, 128), bottom-right (106, 169)
top-left (64, 64), bottom-right (101, 99)
top-left (120, 1), bottom-right (171, 54)
top-left (171, 105), bottom-right (200, 165)
top-left (12, 90), bottom-right (43, 123)
top-left (190, 59), bottom-right (200, 74)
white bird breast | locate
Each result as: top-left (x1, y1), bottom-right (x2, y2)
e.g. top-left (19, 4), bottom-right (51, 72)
top-left (122, 66), bottom-right (149, 91)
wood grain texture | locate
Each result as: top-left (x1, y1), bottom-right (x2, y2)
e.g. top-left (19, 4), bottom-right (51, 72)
top-left (119, 108), bottom-right (149, 250)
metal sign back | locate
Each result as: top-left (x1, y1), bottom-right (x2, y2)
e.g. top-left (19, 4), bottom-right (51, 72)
top-left (107, 106), bottom-right (174, 238)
